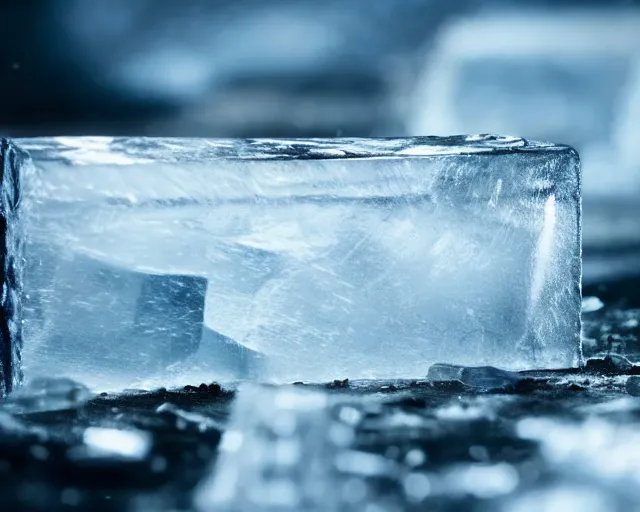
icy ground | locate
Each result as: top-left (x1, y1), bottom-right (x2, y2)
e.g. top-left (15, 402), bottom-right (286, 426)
top-left (0, 277), bottom-right (639, 512)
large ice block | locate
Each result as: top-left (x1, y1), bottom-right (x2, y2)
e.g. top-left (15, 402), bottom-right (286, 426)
top-left (4, 135), bottom-right (580, 390)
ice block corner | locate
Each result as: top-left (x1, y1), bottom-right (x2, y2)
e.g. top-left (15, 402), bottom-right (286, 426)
top-left (0, 139), bottom-right (25, 398)
top-left (12, 135), bottom-right (581, 388)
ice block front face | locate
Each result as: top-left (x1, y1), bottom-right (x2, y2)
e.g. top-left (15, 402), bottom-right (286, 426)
top-left (11, 136), bottom-right (581, 390)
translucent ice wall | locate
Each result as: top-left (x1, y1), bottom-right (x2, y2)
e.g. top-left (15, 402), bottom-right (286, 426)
top-left (5, 135), bottom-right (581, 391)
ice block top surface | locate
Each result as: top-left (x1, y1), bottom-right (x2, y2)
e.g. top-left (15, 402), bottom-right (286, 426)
top-left (14, 135), bottom-right (571, 165)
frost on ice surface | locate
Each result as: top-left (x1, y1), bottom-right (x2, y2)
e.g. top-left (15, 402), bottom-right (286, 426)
top-left (5, 135), bottom-right (581, 389)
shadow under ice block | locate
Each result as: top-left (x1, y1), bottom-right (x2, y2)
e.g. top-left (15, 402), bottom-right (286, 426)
top-left (1, 135), bottom-right (581, 392)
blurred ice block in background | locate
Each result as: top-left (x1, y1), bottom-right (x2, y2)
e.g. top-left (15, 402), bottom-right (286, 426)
top-left (407, 8), bottom-right (640, 284)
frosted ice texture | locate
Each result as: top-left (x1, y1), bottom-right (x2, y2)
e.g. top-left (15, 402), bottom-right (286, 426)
top-left (8, 135), bottom-right (581, 390)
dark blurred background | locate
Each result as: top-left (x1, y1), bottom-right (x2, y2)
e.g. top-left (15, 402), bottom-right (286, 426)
top-left (2, 0), bottom-right (639, 138)
top-left (1, 0), bottom-right (640, 284)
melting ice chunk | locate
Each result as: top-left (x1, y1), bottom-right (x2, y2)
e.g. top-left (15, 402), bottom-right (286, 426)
top-left (427, 364), bottom-right (524, 392)
top-left (1, 376), bottom-right (92, 413)
top-left (3, 135), bottom-right (581, 389)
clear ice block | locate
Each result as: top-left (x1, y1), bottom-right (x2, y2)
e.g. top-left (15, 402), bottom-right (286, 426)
top-left (3, 135), bottom-right (581, 391)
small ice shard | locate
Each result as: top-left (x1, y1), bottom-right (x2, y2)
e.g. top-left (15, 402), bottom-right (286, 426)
top-left (585, 354), bottom-right (634, 373)
top-left (426, 363), bottom-right (465, 382)
top-left (626, 376), bottom-right (640, 397)
top-left (427, 363), bottom-right (524, 392)
top-left (3, 135), bottom-right (581, 388)
top-left (582, 296), bottom-right (605, 313)
top-left (1, 376), bottom-right (92, 413)
top-left (0, 411), bottom-right (28, 434)
top-left (459, 366), bottom-right (525, 391)
top-left (155, 402), bottom-right (223, 433)
top-left (195, 385), bottom-right (360, 511)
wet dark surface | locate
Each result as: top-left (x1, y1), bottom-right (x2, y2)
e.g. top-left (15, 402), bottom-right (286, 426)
top-left (1, 372), bottom-right (639, 511)
top-left (1, 288), bottom-right (639, 511)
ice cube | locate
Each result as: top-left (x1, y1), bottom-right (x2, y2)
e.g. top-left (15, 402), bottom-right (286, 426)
top-left (5, 135), bottom-right (581, 389)
top-left (22, 248), bottom-right (254, 390)
top-left (22, 248), bottom-right (208, 389)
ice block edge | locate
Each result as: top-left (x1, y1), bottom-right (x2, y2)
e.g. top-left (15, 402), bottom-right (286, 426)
top-left (0, 139), bottom-right (24, 397)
